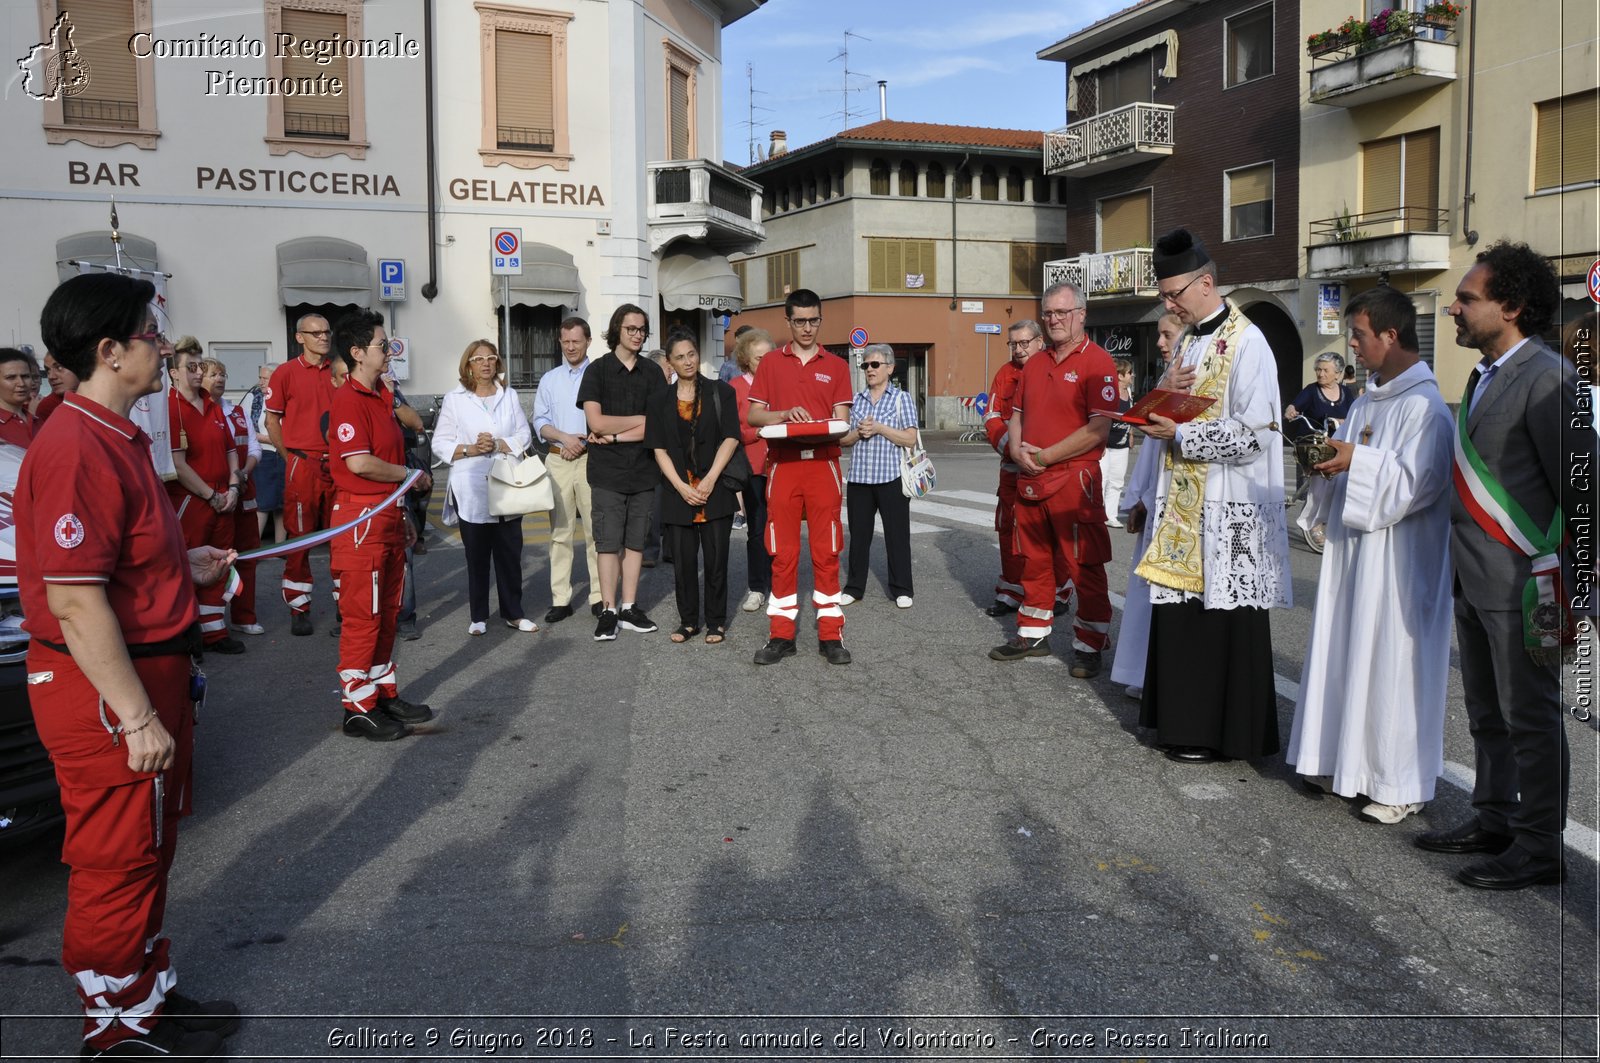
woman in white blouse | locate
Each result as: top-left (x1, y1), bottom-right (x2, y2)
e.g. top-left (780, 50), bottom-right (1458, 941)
top-left (431, 340), bottom-right (536, 635)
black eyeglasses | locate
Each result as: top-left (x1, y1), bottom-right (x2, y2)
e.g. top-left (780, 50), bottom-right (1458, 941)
top-left (788, 316), bottom-right (822, 329)
top-left (621, 324), bottom-right (650, 336)
top-left (297, 329), bottom-right (331, 338)
top-left (859, 361), bottom-right (889, 370)
top-left (1006, 339), bottom-right (1038, 350)
top-left (1157, 275), bottom-right (1203, 304)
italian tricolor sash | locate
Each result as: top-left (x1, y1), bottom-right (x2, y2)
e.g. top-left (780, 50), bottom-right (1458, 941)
top-left (1452, 397), bottom-right (1570, 662)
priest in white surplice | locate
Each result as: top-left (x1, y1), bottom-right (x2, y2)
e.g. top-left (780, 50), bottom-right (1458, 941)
top-left (1134, 230), bottom-right (1291, 764)
top-left (1287, 287), bottom-right (1454, 824)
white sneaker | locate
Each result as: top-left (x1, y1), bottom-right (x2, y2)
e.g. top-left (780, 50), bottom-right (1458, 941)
top-left (506, 618), bottom-right (538, 632)
top-left (1124, 685), bottom-right (1142, 701)
top-left (234, 623), bottom-right (266, 636)
top-left (741, 590), bottom-right (765, 613)
top-left (468, 621), bottom-right (487, 636)
top-left (841, 593), bottom-right (859, 606)
top-left (1360, 801), bottom-right (1425, 824)
top-left (895, 595), bottom-right (913, 608)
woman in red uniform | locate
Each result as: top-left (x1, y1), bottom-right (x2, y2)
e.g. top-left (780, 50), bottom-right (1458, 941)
top-left (22, 272), bottom-right (238, 1061)
top-left (327, 309), bottom-right (432, 741)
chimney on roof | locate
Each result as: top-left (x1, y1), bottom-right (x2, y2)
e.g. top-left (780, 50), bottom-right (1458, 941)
top-left (769, 129), bottom-right (787, 157)
top-left (878, 80), bottom-right (887, 121)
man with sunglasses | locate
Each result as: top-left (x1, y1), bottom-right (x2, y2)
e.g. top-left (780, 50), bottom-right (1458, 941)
top-left (990, 284), bottom-right (1117, 678)
top-left (746, 288), bottom-right (853, 665)
top-left (265, 313), bottom-right (336, 635)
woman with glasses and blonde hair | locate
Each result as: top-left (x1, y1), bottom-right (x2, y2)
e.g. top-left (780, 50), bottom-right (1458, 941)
top-left (431, 339), bottom-right (535, 637)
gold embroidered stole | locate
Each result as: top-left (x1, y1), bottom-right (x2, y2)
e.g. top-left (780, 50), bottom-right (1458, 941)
top-left (1135, 301), bottom-right (1250, 594)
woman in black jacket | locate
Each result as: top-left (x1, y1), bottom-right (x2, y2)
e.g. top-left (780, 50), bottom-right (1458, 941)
top-left (644, 327), bottom-right (742, 644)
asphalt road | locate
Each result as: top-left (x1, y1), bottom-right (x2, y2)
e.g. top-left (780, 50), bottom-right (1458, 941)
top-left (1, 435), bottom-right (1595, 1062)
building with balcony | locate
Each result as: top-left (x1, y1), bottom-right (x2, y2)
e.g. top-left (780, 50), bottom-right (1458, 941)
top-left (0, 0), bottom-right (763, 399)
top-left (1038, 0), bottom-right (1306, 401)
top-left (727, 121), bottom-right (1071, 428)
top-left (1299, 0), bottom-right (1598, 400)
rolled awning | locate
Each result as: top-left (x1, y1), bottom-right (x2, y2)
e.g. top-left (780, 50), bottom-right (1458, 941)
top-left (658, 245), bottom-right (743, 313)
top-left (490, 243), bottom-right (581, 309)
top-left (277, 236), bottom-right (372, 307)
top-left (56, 231), bottom-right (160, 283)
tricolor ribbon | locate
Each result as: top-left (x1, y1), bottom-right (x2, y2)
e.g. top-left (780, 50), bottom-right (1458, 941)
top-left (1452, 400), bottom-right (1570, 662)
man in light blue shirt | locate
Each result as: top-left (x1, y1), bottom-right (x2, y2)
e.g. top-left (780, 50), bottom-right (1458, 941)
top-left (533, 316), bottom-right (601, 623)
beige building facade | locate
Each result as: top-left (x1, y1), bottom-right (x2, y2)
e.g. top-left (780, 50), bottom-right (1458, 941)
top-left (1299, 0), bottom-right (1598, 401)
top-left (1, 0), bottom-right (763, 400)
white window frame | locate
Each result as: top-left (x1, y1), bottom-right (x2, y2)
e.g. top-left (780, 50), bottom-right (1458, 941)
top-left (1223, 162), bottom-right (1274, 241)
top-left (1223, 1), bottom-right (1274, 90)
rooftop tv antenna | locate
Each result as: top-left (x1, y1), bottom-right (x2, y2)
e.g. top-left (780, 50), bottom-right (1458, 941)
top-left (825, 30), bottom-right (872, 129)
top-left (740, 61), bottom-right (775, 163)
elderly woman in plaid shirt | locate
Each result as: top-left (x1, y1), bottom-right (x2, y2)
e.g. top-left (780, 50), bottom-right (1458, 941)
top-left (840, 344), bottom-right (922, 608)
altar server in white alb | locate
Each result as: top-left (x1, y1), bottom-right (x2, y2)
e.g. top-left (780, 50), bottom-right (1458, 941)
top-left (1134, 229), bottom-right (1290, 764)
top-left (1286, 286), bottom-right (1455, 823)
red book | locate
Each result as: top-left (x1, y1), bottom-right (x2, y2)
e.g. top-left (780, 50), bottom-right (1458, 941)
top-left (757, 419), bottom-right (850, 440)
top-left (1098, 388), bottom-right (1216, 426)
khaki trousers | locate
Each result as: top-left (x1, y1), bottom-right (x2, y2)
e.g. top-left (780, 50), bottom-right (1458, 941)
top-left (547, 450), bottom-right (600, 607)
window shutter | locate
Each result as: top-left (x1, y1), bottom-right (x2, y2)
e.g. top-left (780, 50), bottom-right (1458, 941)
top-left (63, 0), bottom-right (137, 124)
top-left (496, 29), bottom-right (554, 149)
top-left (1536, 92), bottom-right (1599, 191)
top-left (1403, 128), bottom-right (1440, 214)
top-left (1362, 136), bottom-right (1402, 213)
top-left (1230, 165), bottom-right (1272, 205)
top-left (281, 9), bottom-right (349, 133)
top-left (868, 240), bottom-right (886, 292)
top-left (669, 66), bottom-right (691, 159)
top-left (1099, 190), bottom-right (1151, 250)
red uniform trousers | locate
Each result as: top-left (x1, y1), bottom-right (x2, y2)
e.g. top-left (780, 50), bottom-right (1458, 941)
top-left (995, 470), bottom-right (1072, 609)
top-left (764, 456), bottom-right (845, 642)
top-left (174, 496), bottom-right (235, 646)
top-left (229, 494), bottom-right (261, 627)
top-left (282, 451), bottom-right (334, 615)
top-left (27, 644), bottom-right (194, 1051)
top-left (331, 496), bottom-right (404, 713)
top-left (1013, 459), bottom-right (1112, 651)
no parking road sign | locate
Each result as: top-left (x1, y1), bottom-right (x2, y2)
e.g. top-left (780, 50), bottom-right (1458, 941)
top-left (491, 228), bottom-right (522, 275)
top-left (849, 327), bottom-right (869, 348)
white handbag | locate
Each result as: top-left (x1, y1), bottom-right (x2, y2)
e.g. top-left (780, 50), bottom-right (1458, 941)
top-left (899, 429), bottom-right (936, 499)
top-left (487, 452), bottom-right (555, 516)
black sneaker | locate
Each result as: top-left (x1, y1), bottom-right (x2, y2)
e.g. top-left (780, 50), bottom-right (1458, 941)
top-left (80, 1020), bottom-right (223, 1060)
top-left (378, 694), bottom-right (433, 724)
top-left (161, 990), bottom-right (240, 1037)
top-left (594, 609), bottom-right (619, 641)
top-left (753, 637), bottom-right (797, 665)
top-left (206, 637), bottom-right (246, 656)
top-left (544, 604), bottom-right (574, 624)
top-left (397, 619), bottom-right (420, 641)
top-left (591, 602), bottom-right (605, 617)
top-left (983, 601), bottom-right (1019, 617)
top-left (989, 635), bottom-right (1051, 661)
top-left (819, 639), bottom-right (852, 665)
top-left (290, 612), bottom-right (313, 636)
top-left (342, 710), bottom-right (410, 741)
top-left (1070, 650), bottom-right (1102, 678)
top-left (617, 606), bottom-right (658, 633)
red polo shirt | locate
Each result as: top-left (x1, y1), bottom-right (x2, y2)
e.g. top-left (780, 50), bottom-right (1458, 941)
top-left (264, 355), bottom-right (334, 453)
top-left (1012, 337), bottom-right (1119, 461)
top-left (34, 392), bottom-right (65, 426)
top-left (984, 358), bottom-right (1026, 456)
top-left (166, 388), bottom-right (232, 504)
top-left (0, 407), bottom-right (33, 448)
top-left (329, 376), bottom-right (405, 499)
top-left (747, 343), bottom-right (852, 462)
top-left (18, 394), bottom-right (196, 645)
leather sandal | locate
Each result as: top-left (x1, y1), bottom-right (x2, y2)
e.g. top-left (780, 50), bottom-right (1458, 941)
top-left (704, 626), bottom-right (726, 644)
top-left (669, 625), bottom-right (700, 643)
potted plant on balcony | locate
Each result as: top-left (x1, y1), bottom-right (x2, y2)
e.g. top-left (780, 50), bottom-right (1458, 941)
top-left (1420, 1), bottom-right (1463, 29)
top-left (1362, 8), bottom-right (1413, 50)
top-left (1306, 27), bottom-right (1345, 58)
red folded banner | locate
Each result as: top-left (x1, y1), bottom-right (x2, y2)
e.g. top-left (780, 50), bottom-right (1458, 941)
top-left (1098, 388), bottom-right (1216, 426)
top-left (757, 419), bottom-right (850, 440)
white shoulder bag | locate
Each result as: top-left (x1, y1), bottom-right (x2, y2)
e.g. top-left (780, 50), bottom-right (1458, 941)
top-left (899, 429), bottom-right (936, 499)
top-left (487, 451), bottom-right (555, 516)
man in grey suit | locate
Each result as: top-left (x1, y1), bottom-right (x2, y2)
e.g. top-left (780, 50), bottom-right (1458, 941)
top-left (1415, 242), bottom-right (1591, 890)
